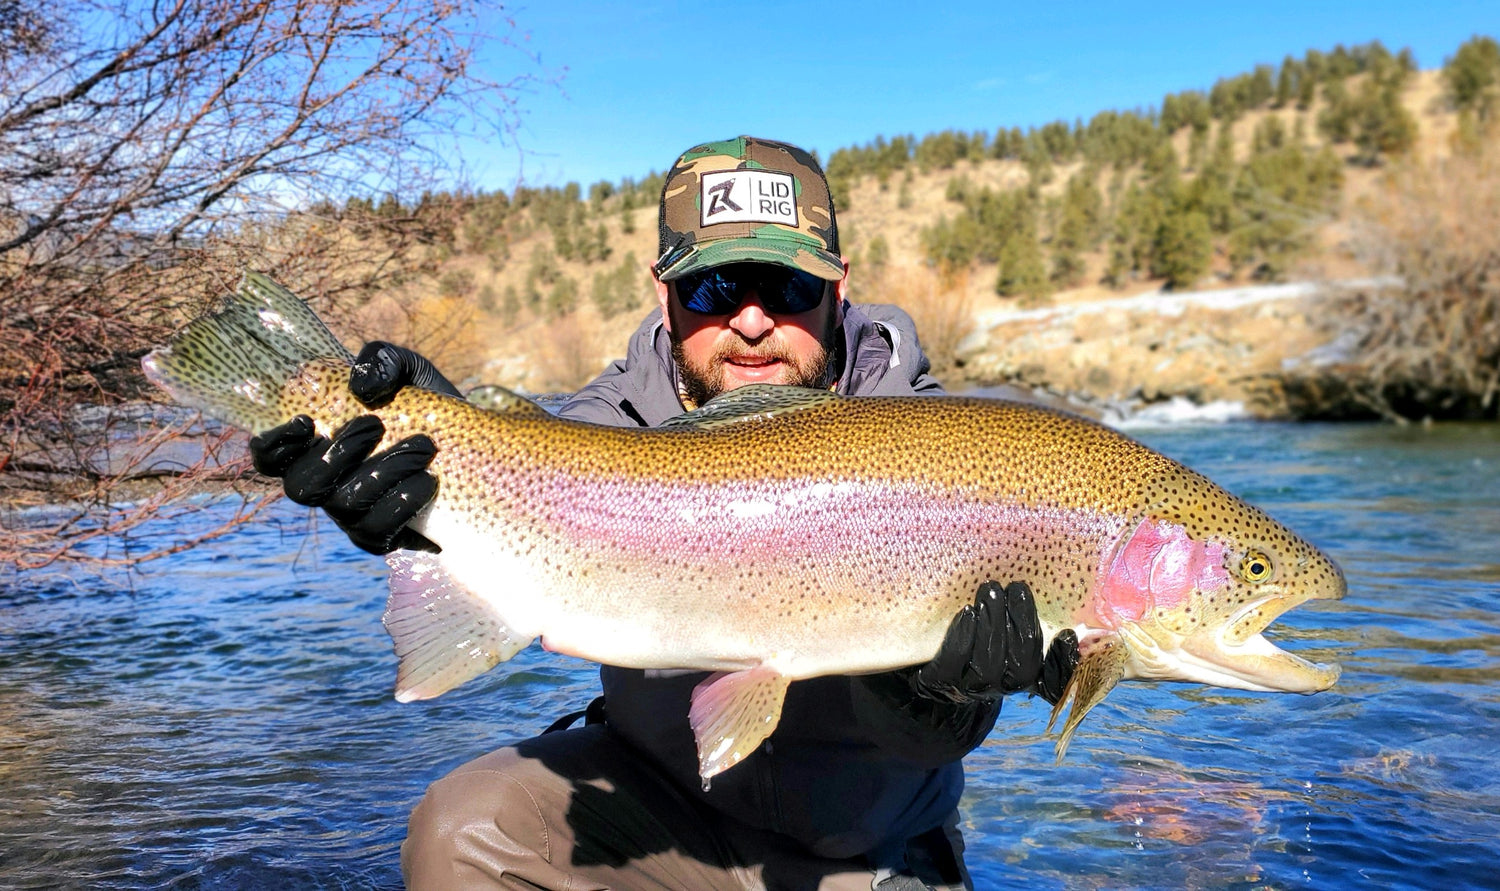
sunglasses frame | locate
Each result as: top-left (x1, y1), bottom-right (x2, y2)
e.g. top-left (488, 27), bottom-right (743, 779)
top-left (673, 263), bottom-right (833, 316)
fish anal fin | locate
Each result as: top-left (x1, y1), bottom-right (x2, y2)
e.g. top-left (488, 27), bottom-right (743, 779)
top-left (381, 550), bottom-right (532, 702)
top-left (1046, 635), bottom-right (1128, 762)
top-left (688, 667), bottom-right (791, 780)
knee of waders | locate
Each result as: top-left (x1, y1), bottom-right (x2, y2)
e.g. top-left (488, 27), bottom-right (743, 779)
top-left (402, 756), bottom-right (556, 886)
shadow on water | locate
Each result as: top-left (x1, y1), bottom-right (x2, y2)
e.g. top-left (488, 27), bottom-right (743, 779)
top-left (1, 421), bottom-right (1497, 888)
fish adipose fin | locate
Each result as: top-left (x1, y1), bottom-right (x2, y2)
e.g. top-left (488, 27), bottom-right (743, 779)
top-left (660, 384), bottom-right (837, 430)
top-left (689, 667), bottom-right (792, 780)
top-left (1046, 635), bottom-right (1129, 761)
top-left (140, 271), bottom-right (355, 434)
top-left (382, 550), bottom-right (532, 702)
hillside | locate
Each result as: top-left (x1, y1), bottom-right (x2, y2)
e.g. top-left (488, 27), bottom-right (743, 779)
top-left (374, 45), bottom-right (1494, 421)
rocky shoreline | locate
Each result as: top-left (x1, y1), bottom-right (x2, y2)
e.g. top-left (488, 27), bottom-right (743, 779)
top-left (952, 280), bottom-right (1390, 421)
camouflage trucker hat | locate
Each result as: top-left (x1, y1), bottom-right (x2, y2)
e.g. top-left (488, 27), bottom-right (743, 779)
top-left (653, 136), bottom-right (843, 282)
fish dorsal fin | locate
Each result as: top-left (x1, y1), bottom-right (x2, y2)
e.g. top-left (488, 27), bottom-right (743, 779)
top-left (464, 384), bottom-right (551, 417)
top-left (382, 550), bottom-right (534, 701)
top-left (661, 384), bottom-right (838, 431)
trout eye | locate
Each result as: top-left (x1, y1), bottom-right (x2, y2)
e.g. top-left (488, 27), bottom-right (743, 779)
top-left (1239, 551), bottom-right (1274, 583)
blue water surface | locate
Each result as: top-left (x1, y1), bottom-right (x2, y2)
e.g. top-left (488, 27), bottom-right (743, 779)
top-left (2, 421), bottom-right (1497, 889)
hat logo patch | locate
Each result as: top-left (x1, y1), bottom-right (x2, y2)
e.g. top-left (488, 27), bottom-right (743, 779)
top-left (700, 170), bottom-right (798, 228)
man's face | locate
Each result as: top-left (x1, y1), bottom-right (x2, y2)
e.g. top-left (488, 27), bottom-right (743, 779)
top-left (657, 261), bottom-right (848, 406)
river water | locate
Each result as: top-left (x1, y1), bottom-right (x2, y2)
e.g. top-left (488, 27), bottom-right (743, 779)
top-left (1, 420), bottom-right (1497, 889)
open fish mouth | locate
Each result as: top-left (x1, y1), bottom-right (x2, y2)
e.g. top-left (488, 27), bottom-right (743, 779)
top-left (1179, 583), bottom-right (1345, 694)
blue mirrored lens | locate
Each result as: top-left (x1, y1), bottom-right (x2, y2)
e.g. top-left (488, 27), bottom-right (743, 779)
top-left (677, 264), bottom-right (828, 315)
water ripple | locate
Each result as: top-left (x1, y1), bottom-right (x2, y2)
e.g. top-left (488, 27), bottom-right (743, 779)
top-left (2, 422), bottom-right (1498, 887)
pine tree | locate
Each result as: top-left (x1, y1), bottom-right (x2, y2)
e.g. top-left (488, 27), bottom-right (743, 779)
top-left (1317, 78), bottom-right (1356, 143)
top-left (1275, 56), bottom-right (1299, 108)
top-left (1444, 35), bottom-right (1500, 118)
top-left (1353, 80), bottom-right (1418, 164)
top-left (1153, 207), bottom-right (1212, 289)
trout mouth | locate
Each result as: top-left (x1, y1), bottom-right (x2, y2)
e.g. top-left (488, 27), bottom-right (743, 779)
top-left (1178, 579), bottom-right (1345, 694)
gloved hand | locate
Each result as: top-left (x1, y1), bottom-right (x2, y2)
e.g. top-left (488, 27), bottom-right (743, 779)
top-left (247, 342), bottom-right (459, 554)
top-left (910, 580), bottom-right (1079, 706)
top-left (848, 579), bottom-right (1080, 766)
top-left (349, 340), bottom-right (463, 405)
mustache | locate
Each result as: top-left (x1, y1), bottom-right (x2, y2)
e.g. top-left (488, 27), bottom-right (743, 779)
top-left (710, 337), bottom-right (798, 365)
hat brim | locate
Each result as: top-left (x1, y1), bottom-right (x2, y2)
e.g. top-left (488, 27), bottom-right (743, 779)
top-left (658, 237), bottom-right (845, 282)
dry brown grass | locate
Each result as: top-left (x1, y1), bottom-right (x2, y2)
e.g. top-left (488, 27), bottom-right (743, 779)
top-left (530, 308), bottom-right (612, 393)
top-left (1287, 144), bottom-right (1500, 420)
top-left (860, 262), bottom-right (975, 377)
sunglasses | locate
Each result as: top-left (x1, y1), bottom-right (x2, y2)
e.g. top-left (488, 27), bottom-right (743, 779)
top-left (674, 263), bottom-right (830, 315)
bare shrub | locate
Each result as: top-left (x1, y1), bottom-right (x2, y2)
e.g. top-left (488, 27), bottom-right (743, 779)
top-left (862, 262), bottom-right (975, 379)
top-left (0, 0), bottom-right (540, 570)
top-left (531, 310), bottom-right (607, 393)
top-left (1286, 150), bottom-right (1500, 421)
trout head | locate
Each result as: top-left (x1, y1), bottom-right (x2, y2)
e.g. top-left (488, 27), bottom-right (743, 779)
top-left (1048, 470), bottom-right (1345, 758)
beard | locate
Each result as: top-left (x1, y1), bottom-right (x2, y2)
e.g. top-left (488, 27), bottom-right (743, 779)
top-left (672, 332), bottom-right (837, 408)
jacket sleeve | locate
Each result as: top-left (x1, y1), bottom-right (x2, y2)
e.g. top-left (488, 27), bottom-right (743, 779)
top-left (857, 303), bottom-right (946, 396)
top-left (557, 359), bottom-right (650, 427)
top-left (848, 667), bottom-right (1003, 767)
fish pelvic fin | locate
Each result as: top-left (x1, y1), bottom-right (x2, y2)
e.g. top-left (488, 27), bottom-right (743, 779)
top-left (689, 667), bottom-right (791, 780)
top-left (1046, 635), bottom-right (1128, 762)
top-left (140, 271), bottom-right (355, 434)
top-left (382, 550), bottom-right (532, 702)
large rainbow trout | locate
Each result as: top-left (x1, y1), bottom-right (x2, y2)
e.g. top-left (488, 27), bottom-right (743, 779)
top-left (143, 273), bottom-right (1344, 779)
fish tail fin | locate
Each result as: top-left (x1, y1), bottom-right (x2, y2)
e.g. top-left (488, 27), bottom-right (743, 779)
top-left (140, 272), bottom-right (355, 433)
top-left (1046, 635), bottom-right (1128, 761)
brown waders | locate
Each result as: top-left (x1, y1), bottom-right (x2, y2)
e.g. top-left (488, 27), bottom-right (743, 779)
top-left (400, 724), bottom-right (973, 891)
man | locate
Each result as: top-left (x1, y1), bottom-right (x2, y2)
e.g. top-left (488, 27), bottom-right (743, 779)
top-left (250, 137), bottom-right (1078, 890)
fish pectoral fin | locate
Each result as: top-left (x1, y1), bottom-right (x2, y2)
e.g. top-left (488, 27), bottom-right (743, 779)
top-left (688, 667), bottom-right (791, 781)
top-left (382, 550), bottom-right (532, 703)
top-left (1045, 635), bottom-right (1128, 762)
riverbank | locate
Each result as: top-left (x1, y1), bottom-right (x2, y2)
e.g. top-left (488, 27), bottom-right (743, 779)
top-left (949, 277), bottom-right (1445, 421)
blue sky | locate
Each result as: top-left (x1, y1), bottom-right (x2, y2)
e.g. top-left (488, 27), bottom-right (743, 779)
top-left (465, 0), bottom-right (1496, 192)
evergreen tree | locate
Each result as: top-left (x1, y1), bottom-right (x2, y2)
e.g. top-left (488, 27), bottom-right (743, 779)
top-left (546, 274), bottom-right (578, 319)
top-left (1229, 143), bottom-right (1342, 278)
top-left (619, 190), bottom-right (637, 233)
top-left (1297, 67), bottom-right (1317, 109)
top-left (1153, 208), bottom-right (1213, 289)
top-left (1188, 123), bottom-right (1236, 234)
top-left (996, 218), bottom-right (1049, 300)
top-left (866, 234), bottom-right (890, 273)
top-left (1444, 35), bottom-right (1500, 118)
top-left (1353, 80), bottom-right (1418, 164)
top-left (1103, 183), bottom-right (1164, 286)
top-left (1050, 169), bottom-right (1104, 287)
top-left (1317, 78), bottom-right (1357, 143)
top-left (1275, 56), bottom-right (1299, 108)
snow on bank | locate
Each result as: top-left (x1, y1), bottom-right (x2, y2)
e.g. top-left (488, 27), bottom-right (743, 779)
top-left (1102, 397), bottom-right (1252, 429)
top-left (966, 277), bottom-right (1399, 340)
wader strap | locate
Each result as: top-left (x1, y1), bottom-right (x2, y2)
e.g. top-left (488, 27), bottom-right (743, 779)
top-left (542, 695), bottom-right (608, 734)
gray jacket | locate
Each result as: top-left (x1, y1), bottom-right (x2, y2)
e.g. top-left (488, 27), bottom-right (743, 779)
top-left (557, 303), bottom-right (996, 860)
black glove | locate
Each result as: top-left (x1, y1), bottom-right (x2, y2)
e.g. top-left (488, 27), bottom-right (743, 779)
top-left (247, 342), bottom-right (458, 554)
top-left (848, 580), bottom-right (1079, 766)
top-left (911, 581), bottom-right (1080, 707)
top-left (349, 340), bottom-right (463, 405)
